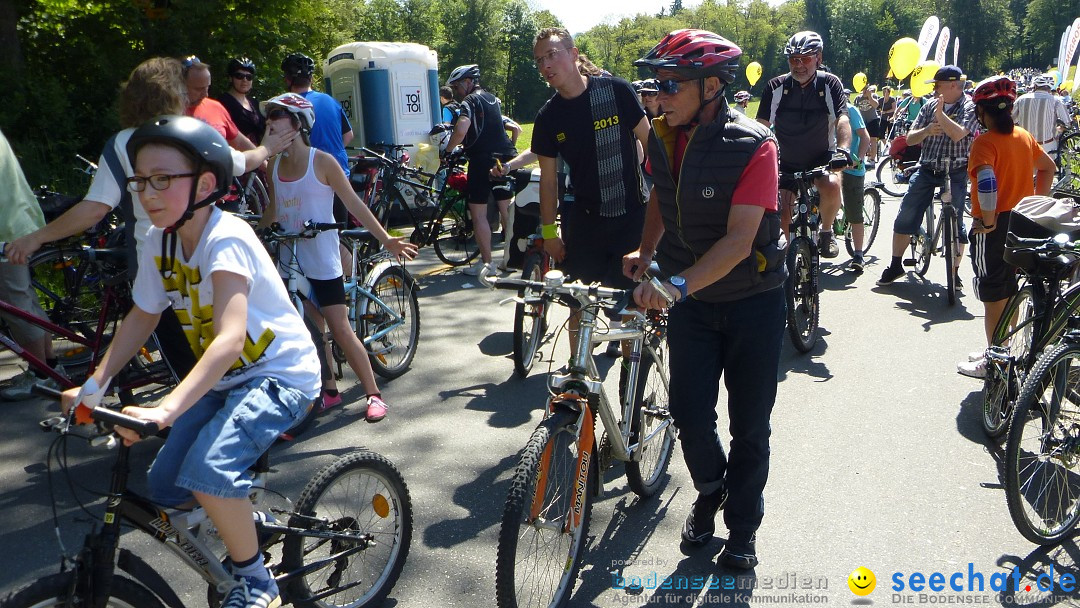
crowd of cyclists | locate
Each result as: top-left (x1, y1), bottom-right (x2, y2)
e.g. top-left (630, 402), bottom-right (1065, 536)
top-left (3, 19), bottom-right (1080, 607)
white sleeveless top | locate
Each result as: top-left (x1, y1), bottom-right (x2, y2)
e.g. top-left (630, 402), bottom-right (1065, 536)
top-left (272, 148), bottom-right (341, 280)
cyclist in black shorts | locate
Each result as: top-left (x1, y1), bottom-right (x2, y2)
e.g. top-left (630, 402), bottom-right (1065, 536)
top-left (443, 64), bottom-right (518, 276)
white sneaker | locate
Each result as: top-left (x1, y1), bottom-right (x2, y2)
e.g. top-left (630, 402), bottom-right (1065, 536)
top-left (968, 350), bottom-right (986, 362)
top-left (957, 357), bottom-right (987, 379)
top-left (0, 365), bottom-right (65, 401)
top-left (462, 261), bottom-right (487, 276)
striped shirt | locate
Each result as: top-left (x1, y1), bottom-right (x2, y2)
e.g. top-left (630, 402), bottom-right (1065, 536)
top-left (911, 96), bottom-right (979, 169)
top-left (1013, 91), bottom-right (1070, 145)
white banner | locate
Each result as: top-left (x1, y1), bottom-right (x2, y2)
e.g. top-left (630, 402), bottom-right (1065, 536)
top-left (953, 37), bottom-right (959, 66)
top-left (918, 16), bottom-right (940, 61)
top-left (1065, 17), bottom-right (1080, 86)
top-left (1058, 27), bottom-right (1071, 78)
top-left (935, 26), bottom-right (950, 66)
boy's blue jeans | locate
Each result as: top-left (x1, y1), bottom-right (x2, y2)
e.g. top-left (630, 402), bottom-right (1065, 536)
top-left (147, 376), bottom-right (312, 507)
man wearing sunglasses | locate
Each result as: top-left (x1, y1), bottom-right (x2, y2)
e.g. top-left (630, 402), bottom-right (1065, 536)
top-left (756, 31), bottom-right (853, 259)
top-left (624, 29), bottom-right (785, 571)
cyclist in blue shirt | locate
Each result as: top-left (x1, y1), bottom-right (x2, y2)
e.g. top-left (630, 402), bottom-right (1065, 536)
top-left (842, 98), bottom-right (872, 272)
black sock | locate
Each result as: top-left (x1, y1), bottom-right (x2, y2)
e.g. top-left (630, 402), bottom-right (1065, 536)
top-left (233, 553), bottom-right (261, 569)
top-left (46, 358), bottom-right (59, 369)
top-left (891, 256), bottom-right (902, 269)
top-left (325, 389), bottom-right (339, 398)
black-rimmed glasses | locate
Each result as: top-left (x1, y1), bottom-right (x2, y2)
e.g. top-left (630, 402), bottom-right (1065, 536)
top-left (125, 173), bottom-right (196, 193)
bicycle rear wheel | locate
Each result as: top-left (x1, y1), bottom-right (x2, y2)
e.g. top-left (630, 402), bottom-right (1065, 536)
top-left (512, 253), bottom-right (549, 378)
top-left (625, 346), bottom-right (675, 497)
top-left (283, 450), bottom-right (412, 608)
top-left (785, 236), bottom-right (819, 353)
top-left (983, 286), bottom-right (1036, 438)
top-left (496, 410), bottom-right (593, 608)
top-left (876, 157), bottom-right (911, 198)
top-left (359, 265), bottom-right (420, 379)
top-left (240, 172), bottom-right (270, 216)
top-left (433, 196), bottom-right (480, 266)
top-left (1004, 342), bottom-right (1080, 545)
top-left (912, 208), bottom-right (933, 277)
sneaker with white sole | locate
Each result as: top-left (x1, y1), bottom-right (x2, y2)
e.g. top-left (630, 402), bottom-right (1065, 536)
top-left (0, 365), bottom-right (67, 402)
top-left (957, 356), bottom-right (986, 379)
top-left (221, 574), bottom-right (281, 608)
top-left (462, 261), bottom-right (500, 277)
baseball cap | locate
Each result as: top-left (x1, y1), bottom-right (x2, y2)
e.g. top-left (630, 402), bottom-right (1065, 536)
top-left (926, 65), bottom-right (966, 83)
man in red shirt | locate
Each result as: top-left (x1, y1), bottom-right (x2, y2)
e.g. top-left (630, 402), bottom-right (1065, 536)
top-left (182, 56), bottom-right (254, 152)
top-left (625, 29), bottom-right (786, 570)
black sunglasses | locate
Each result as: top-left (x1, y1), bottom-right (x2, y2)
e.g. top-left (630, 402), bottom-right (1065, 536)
top-left (656, 79), bottom-right (695, 95)
top-left (640, 91), bottom-right (658, 98)
top-left (231, 72), bottom-right (254, 81)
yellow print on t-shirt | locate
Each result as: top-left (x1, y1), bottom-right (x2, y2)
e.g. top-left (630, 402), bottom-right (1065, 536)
top-left (593, 115), bottom-right (620, 131)
top-left (156, 256), bottom-right (276, 371)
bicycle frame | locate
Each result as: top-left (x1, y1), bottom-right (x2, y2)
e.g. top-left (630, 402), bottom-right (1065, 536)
top-left (340, 231), bottom-right (410, 352)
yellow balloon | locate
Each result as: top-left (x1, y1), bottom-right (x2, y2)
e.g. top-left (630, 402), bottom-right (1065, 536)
top-left (853, 72), bottom-right (867, 92)
top-left (908, 60), bottom-right (941, 98)
top-left (746, 61), bottom-right (762, 86)
top-left (889, 37), bottom-right (920, 80)
top-left (1066, 80), bottom-right (1074, 91)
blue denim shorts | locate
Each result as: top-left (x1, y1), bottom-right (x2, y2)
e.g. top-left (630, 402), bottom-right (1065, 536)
top-left (147, 376), bottom-right (314, 506)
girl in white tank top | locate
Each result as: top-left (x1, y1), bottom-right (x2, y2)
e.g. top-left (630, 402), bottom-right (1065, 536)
top-left (262, 107), bottom-right (418, 422)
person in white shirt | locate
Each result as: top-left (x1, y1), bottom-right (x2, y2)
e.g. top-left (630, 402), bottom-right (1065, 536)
top-left (1013, 72), bottom-right (1071, 154)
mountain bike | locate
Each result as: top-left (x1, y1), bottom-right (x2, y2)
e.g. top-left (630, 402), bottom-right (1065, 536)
top-left (0, 386), bottom-right (412, 607)
top-left (330, 228), bottom-right (420, 380)
top-left (904, 185), bottom-right (963, 306)
top-left (484, 270), bottom-right (676, 608)
top-left (781, 166), bottom-right (827, 353)
top-left (832, 179), bottom-right (883, 256)
top-left (355, 147), bottom-right (478, 266)
top-left (982, 235), bottom-right (1080, 438)
top-left (509, 232), bottom-right (552, 378)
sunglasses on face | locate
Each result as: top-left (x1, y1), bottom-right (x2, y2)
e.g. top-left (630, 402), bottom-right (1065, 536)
top-left (640, 91), bottom-right (658, 98)
top-left (788, 55), bottom-right (815, 65)
top-left (656, 79), bottom-right (695, 95)
top-left (125, 173), bottom-right (195, 193)
top-left (231, 72), bottom-right (254, 81)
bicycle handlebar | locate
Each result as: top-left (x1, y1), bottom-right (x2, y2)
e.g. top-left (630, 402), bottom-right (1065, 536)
top-left (32, 384), bottom-right (160, 438)
top-left (779, 165), bottom-right (832, 183)
top-left (482, 270), bottom-right (640, 315)
top-left (260, 220), bottom-right (345, 242)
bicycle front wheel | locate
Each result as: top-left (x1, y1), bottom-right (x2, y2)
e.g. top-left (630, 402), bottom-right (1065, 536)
top-left (876, 157), bottom-right (911, 198)
top-left (1005, 342), bottom-right (1080, 545)
top-left (785, 237), bottom-right (819, 353)
top-left (844, 186), bottom-right (882, 257)
top-left (360, 266), bottom-right (420, 379)
top-left (513, 253), bottom-right (549, 378)
top-left (626, 346), bottom-right (675, 497)
top-left (433, 198), bottom-right (480, 266)
top-left (912, 208), bottom-right (933, 277)
top-left (496, 411), bottom-right (593, 608)
top-left (283, 450), bottom-right (412, 608)
top-left (983, 286), bottom-right (1036, 438)
top-left (0, 572), bottom-right (166, 608)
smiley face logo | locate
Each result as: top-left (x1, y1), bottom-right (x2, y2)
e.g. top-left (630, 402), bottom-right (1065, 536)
top-left (848, 567), bottom-right (876, 596)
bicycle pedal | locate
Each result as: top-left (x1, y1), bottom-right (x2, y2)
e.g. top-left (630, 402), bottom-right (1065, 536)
top-left (902, 259), bottom-right (916, 267)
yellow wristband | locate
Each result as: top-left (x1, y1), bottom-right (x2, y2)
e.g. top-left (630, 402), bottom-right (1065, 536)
top-left (541, 223), bottom-right (558, 240)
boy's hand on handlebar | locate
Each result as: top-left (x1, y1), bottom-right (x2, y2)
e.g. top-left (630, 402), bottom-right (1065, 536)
top-left (113, 405), bottom-right (169, 446)
top-left (385, 236), bottom-right (418, 261)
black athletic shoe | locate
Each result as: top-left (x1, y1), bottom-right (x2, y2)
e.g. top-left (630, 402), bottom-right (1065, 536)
top-left (850, 253), bottom-right (864, 274)
top-left (681, 487), bottom-right (728, 546)
top-left (718, 531), bottom-right (758, 570)
top-left (877, 265), bottom-right (904, 285)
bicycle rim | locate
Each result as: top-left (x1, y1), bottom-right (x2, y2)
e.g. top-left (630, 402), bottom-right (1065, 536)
top-left (863, 187), bottom-right (881, 254)
top-left (626, 347), bottom-right (675, 497)
top-left (513, 255), bottom-right (546, 378)
top-left (983, 287), bottom-right (1035, 438)
top-left (433, 201), bottom-right (480, 266)
top-left (242, 173), bottom-right (270, 216)
top-left (361, 266), bottom-right (420, 380)
top-left (283, 450), bottom-right (412, 608)
top-left (496, 411), bottom-right (592, 608)
top-left (913, 210), bottom-right (932, 277)
top-left (785, 237), bottom-right (819, 353)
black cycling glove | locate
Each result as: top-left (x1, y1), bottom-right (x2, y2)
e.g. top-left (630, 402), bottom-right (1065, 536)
top-left (829, 148), bottom-right (855, 170)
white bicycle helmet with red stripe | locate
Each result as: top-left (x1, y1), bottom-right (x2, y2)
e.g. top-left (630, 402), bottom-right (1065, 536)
top-left (266, 92), bottom-right (315, 144)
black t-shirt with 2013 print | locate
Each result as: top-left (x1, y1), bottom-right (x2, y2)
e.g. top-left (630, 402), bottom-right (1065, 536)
top-left (532, 76), bottom-right (647, 216)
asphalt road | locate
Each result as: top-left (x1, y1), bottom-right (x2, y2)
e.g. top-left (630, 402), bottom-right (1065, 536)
top-left (0, 193), bottom-right (1075, 607)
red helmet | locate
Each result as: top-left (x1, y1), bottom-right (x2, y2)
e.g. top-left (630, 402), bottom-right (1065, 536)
top-left (973, 76), bottom-right (1017, 106)
top-left (634, 29), bottom-right (742, 84)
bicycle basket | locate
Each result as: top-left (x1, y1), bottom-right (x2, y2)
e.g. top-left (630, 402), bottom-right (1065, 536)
top-left (1005, 195), bottom-right (1080, 272)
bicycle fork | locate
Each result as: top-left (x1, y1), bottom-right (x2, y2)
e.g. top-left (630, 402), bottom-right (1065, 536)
top-left (528, 398), bottom-right (595, 535)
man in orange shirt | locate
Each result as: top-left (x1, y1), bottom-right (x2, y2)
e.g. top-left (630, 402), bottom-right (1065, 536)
top-left (182, 56), bottom-right (255, 152)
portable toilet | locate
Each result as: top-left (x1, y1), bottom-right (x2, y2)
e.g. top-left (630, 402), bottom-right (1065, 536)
top-left (324, 42), bottom-right (440, 151)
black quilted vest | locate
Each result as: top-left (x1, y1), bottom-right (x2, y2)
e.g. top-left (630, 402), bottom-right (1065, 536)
top-left (649, 107), bottom-right (786, 302)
